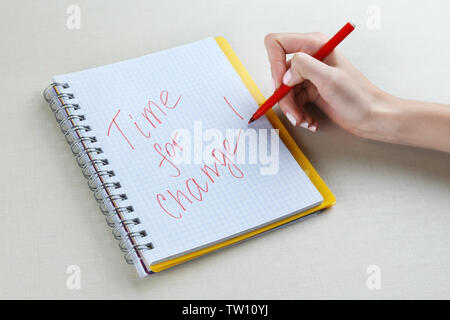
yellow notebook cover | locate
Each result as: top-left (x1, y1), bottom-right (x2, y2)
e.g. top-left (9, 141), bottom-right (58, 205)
top-left (149, 37), bottom-right (335, 272)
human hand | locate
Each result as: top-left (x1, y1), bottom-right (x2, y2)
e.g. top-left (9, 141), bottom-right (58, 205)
top-left (264, 32), bottom-right (385, 137)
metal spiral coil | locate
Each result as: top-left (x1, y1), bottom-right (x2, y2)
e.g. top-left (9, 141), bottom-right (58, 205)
top-left (81, 159), bottom-right (109, 178)
top-left (75, 147), bottom-right (103, 167)
top-left (43, 82), bottom-right (153, 269)
top-left (64, 125), bottom-right (91, 143)
top-left (104, 206), bottom-right (134, 227)
top-left (55, 103), bottom-right (80, 122)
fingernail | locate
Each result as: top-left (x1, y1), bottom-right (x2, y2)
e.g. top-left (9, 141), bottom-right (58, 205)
top-left (308, 125), bottom-right (317, 133)
top-left (286, 112), bottom-right (297, 126)
top-left (282, 69), bottom-right (292, 85)
top-left (300, 121), bottom-right (309, 129)
top-left (272, 77), bottom-right (276, 90)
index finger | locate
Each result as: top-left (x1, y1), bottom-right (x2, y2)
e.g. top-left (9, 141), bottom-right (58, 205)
top-left (264, 32), bottom-right (328, 87)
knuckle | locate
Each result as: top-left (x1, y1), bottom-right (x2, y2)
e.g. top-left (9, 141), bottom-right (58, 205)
top-left (292, 52), bottom-right (307, 66)
top-left (324, 69), bottom-right (341, 89)
top-left (264, 33), bottom-right (277, 45)
top-left (312, 32), bottom-right (328, 42)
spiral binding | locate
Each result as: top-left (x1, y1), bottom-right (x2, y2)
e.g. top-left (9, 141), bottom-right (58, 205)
top-left (43, 83), bottom-right (153, 269)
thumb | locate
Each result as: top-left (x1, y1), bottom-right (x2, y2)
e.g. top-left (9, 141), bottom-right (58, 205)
top-left (282, 52), bottom-right (335, 91)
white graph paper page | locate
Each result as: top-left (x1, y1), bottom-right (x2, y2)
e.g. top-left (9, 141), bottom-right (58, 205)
top-left (54, 38), bottom-right (323, 265)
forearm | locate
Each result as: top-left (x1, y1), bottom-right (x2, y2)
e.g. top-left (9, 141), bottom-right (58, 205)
top-left (367, 93), bottom-right (450, 153)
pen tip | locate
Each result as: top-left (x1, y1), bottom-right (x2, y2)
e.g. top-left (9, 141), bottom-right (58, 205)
top-left (248, 117), bottom-right (254, 124)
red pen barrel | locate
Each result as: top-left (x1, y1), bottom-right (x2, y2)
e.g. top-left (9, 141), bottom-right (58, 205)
top-left (248, 22), bottom-right (355, 123)
top-left (253, 84), bottom-right (292, 119)
top-left (313, 22), bottom-right (355, 60)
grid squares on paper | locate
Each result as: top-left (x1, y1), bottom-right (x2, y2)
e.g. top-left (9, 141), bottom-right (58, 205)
top-left (54, 38), bottom-right (323, 264)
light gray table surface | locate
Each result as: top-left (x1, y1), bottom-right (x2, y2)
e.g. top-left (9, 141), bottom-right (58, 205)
top-left (1, 0), bottom-right (449, 299)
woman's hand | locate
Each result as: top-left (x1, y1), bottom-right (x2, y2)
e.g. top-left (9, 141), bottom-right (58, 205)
top-left (264, 32), bottom-right (450, 153)
top-left (265, 32), bottom-right (384, 136)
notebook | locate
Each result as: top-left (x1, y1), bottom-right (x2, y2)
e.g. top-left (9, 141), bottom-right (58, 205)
top-left (43, 37), bottom-right (335, 277)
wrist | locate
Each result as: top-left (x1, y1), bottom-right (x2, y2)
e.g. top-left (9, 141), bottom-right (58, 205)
top-left (369, 94), bottom-right (450, 152)
top-left (362, 90), bottom-right (405, 144)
